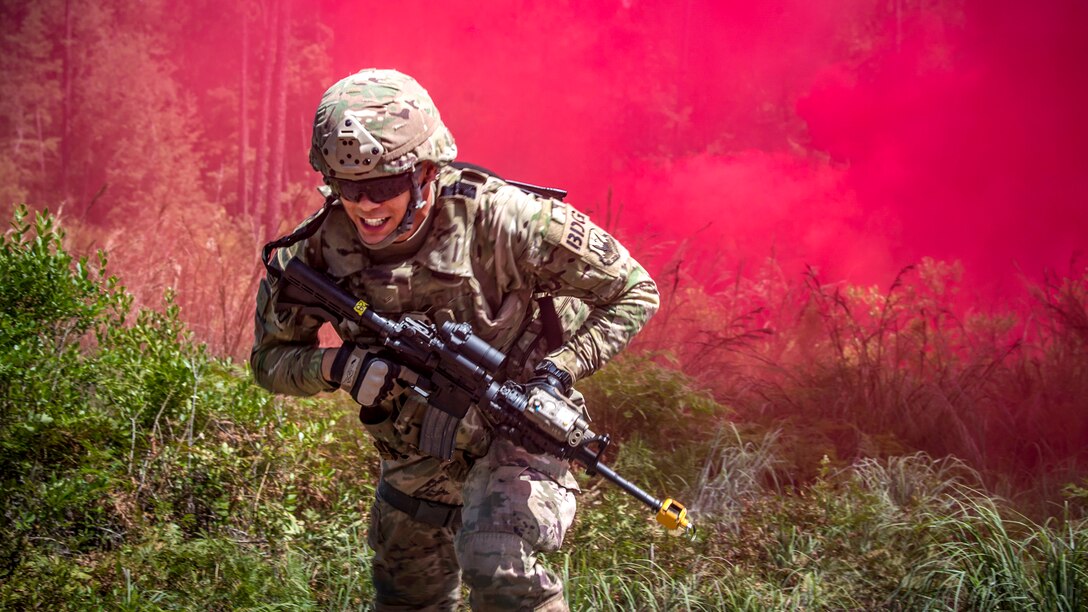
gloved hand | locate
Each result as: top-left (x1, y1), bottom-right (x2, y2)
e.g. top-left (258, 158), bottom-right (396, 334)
top-left (526, 360), bottom-right (574, 398)
top-left (329, 343), bottom-right (413, 422)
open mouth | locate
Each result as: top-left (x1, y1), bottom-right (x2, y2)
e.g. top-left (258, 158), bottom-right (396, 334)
top-left (361, 217), bottom-right (391, 229)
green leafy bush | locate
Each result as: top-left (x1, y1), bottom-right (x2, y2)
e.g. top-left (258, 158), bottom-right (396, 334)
top-left (0, 207), bottom-right (377, 608)
top-left (0, 206), bottom-right (130, 570)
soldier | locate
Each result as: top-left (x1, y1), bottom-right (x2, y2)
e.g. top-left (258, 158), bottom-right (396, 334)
top-left (252, 68), bottom-right (658, 611)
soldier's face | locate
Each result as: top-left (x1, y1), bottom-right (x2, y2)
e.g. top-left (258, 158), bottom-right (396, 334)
top-left (342, 188), bottom-right (414, 245)
top-left (340, 166), bottom-right (435, 245)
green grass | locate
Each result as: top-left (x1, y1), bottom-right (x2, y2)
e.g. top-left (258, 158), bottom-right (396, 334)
top-left (0, 206), bottom-right (378, 609)
top-left (903, 495), bottom-right (1088, 611)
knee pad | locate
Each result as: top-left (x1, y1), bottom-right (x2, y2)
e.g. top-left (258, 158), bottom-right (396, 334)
top-left (456, 531), bottom-right (531, 586)
top-left (456, 531), bottom-right (565, 609)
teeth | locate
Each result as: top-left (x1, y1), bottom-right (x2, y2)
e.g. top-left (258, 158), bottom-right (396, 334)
top-left (362, 217), bottom-right (389, 227)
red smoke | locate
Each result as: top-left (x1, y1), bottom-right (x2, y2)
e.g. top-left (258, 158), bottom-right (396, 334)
top-left (316, 0), bottom-right (1088, 295)
top-left (800, 0), bottom-right (1088, 293)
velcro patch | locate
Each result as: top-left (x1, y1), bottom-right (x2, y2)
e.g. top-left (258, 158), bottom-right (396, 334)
top-left (587, 228), bottom-right (620, 266)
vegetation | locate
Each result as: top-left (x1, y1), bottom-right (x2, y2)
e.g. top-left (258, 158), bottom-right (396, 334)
top-left (0, 0), bottom-right (335, 360)
top-left (636, 255), bottom-right (1088, 502)
top-left (2, 207), bottom-right (1085, 610)
top-left (0, 207), bottom-right (376, 609)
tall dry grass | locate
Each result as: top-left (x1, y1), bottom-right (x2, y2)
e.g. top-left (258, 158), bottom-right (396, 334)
top-left (637, 253), bottom-right (1088, 501)
top-left (59, 202), bottom-right (265, 362)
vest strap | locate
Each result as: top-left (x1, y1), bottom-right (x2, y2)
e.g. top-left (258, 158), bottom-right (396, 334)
top-left (376, 480), bottom-right (461, 528)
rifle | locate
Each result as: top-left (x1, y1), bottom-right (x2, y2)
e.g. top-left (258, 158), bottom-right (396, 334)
top-left (264, 253), bottom-right (694, 536)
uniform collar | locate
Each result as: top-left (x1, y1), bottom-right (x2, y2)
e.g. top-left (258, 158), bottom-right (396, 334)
top-left (414, 169), bottom-right (476, 277)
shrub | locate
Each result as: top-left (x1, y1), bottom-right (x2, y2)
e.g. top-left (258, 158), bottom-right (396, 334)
top-left (0, 207), bottom-right (378, 608)
top-left (0, 205), bottom-right (129, 572)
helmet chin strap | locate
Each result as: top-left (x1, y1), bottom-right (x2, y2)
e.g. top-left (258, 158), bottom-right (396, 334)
top-left (360, 167), bottom-right (427, 251)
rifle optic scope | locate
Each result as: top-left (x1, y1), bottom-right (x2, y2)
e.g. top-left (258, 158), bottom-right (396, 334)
top-left (439, 321), bottom-right (506, 373)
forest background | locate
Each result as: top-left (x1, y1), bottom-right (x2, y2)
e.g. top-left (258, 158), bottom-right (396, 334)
top-left (2, 0), bottom-right (1087, 608)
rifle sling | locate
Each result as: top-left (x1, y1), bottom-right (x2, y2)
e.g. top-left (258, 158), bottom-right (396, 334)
top-left (261, 195), bottom-right (338, 276)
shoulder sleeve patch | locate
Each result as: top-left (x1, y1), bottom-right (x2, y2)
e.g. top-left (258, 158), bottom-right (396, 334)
top-left (556, 203), bottom-right (592, 255)
top-left (543, 201), bottom-right (628, 272)
top-left (587, 228), bottom-right (621, 267)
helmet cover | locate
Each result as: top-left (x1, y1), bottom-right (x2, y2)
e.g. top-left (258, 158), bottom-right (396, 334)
top-left (310, 69), bottom-right (457, 180)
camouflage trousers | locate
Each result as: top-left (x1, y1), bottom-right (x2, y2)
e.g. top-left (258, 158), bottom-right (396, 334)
top-left (366, 437), bottom-right (577, 611)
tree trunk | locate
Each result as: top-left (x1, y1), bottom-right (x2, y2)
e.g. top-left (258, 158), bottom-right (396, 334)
top-left (265, 0), bottom-right (289, 233)
top-left (896, 0), bottom-right (903, 51)
top-left (238, 0), bottom-right (250, 220)
top-left (253, 0), bottom-right (277, 235)
top-left (61, 0), bottom-right (73, 211)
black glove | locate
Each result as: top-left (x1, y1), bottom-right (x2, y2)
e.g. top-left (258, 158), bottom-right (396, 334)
top-left (330, 343), bottom-right (412, 422)
top-left (526, 360), bottom-right (574, 398)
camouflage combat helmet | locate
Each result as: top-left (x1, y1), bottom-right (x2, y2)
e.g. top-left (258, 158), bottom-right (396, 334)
top-left (310, 68), bottom-right (457, 180)
top-left (310, 69), bottom-right (457, 249)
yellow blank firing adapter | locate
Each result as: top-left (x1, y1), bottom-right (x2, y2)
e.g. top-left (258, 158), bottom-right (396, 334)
top-left (656, 498), bottom-right (694, 536)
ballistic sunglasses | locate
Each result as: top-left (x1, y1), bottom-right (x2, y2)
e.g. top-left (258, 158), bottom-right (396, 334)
top-left (330, 171), bottom-right (415, 203)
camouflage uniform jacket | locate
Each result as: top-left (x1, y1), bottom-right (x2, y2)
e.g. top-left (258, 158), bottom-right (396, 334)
top-left (252, 165), bottom-right (659, 502)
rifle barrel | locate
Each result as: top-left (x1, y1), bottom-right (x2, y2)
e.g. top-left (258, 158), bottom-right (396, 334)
top-left (592, 462), bottom-right (660, 510)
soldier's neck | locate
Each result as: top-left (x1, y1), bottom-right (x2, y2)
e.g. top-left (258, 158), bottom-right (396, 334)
top-left (366, 204), bottom-right (436, 264)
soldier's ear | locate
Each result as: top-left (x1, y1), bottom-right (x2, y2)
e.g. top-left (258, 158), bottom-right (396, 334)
top-left (419, 162), bottom-right (439, 197)
top-left (422, 162), bottom-right (438, 183)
